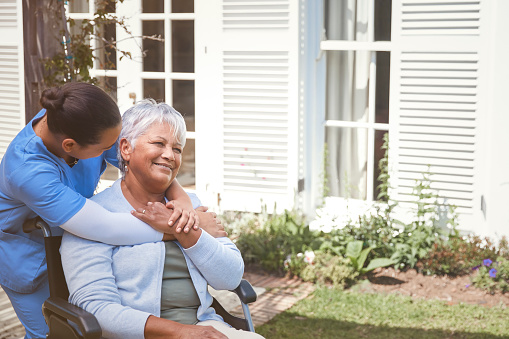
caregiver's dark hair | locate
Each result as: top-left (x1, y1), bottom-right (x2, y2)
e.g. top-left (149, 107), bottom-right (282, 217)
top-left (40, 82), bottom-right (121, 146)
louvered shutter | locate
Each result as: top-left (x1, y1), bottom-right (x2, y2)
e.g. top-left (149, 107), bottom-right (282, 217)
top-left (390, 0), bottom-right (486, 230)
top-left (0, 0), bottom-right (24, 159)
top-left (195, 0), bottom-right (299, 212)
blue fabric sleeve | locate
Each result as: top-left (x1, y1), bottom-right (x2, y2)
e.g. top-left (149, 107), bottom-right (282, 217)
top-left (104, 144), bottom-right (120, 169)
top-left (183, 232), bottom-right (244, 290)
top-left (61, 233), bottom-right (151, 339)
top-left (9, 162), bottom-right (86, 227)
top-left (10, 161), bottom-right (162, 245)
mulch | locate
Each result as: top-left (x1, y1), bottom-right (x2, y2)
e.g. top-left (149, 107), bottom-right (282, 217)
top-left (359, 267), bottom-right (509, 307)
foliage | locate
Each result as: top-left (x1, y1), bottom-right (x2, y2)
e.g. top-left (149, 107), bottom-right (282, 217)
top-left (256, 287), bottom-right (509, 338)
top-left (418, 235), bottom-right (509, 276)
top-left (232, 209), bottom-right (316, 274)
top-left (295, 252), bottom-right (358, 289)
top-left (320, 143), bottom-right (330, 205)
top-left (471, 256), bottom-right (509, 294)
top-left (311, 134), bottom-right (458, 270)
top-left (41, 0), bottom-right (146, 87)
top-left (345, 241), bottom-right (393, 275)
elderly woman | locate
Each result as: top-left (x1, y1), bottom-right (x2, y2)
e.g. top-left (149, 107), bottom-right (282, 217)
top-left (60, 100), bottom-right (264, 339)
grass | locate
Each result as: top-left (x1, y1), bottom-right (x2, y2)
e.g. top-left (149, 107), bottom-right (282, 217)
top-left (256, 287), bottom-right (509, 338)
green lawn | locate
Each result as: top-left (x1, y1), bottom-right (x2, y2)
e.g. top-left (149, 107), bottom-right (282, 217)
top-left (256, 287), bottom-right (509, 338)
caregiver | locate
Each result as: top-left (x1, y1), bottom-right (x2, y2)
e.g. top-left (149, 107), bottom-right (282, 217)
top-left (0, 82), bottom-right (197, 338)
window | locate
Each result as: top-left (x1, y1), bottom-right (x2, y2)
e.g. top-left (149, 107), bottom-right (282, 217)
top-left (140, 1), bottom-right (196, 188)
top-left (68, 0), bottom-right (119, 181)
top-left (68, 0), bottom-right (196, 187)
top-left (322, 0), bottom-right (391, 201)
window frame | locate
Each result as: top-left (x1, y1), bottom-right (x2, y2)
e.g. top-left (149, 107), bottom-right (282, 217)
top-left (320, 2), bottom-right (392, 203)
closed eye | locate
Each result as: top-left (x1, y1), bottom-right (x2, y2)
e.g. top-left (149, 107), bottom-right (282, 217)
top-left (174, 148), bottom-right (182, 154)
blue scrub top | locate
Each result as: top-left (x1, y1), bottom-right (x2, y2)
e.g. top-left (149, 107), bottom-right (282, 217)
top-left (0, 109), bottom-right (118, 292)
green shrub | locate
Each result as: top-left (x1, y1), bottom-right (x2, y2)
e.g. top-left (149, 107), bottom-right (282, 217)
top-left (311, 134), bottom-right (457, 270)
top-left (471, 257), bottom-right (509, 293)
top-left (298, 252), bottom-right (358, 289)
top-left (232, 209), bottom-right (316, 274)
top-left (418, 235), bottom-right (507, 276)
top-left (345, 240), bottom-right (394, 275)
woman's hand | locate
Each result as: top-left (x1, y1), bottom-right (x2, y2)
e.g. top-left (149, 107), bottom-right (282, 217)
top-left (144, 315), bottom-right (227, 339)
top-left (195, 206), bottom-right (228, 238)
top-left (165, 199), bottom-right (199, 233)
top-left (176, 325), bottom-right (227, 339)
top-left (133, 202), bottom-right (201, 248)
top-left (132, 202), bottom-right (188, 235)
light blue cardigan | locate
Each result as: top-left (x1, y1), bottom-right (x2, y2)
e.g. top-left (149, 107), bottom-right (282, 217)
top-left (60, 180), bottom-right (244, 339)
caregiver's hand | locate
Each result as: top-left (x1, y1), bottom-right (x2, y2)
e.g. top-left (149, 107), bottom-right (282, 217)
top-left (196, 206), bottom-right (227, 238)
top-left (166, 199), bottom-right (199, 233)
top-left (132, 202), bottom-right (194, 235)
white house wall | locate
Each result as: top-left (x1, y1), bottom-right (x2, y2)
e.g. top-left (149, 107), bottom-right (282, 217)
top-left (0, 0), bottom-right (25, 159)
top-left (484, 0), bottom-right (509, 239)
top-left (195, 0), bottom-right (301, 213)
top-left (389, 0), bottom-right (490, 234)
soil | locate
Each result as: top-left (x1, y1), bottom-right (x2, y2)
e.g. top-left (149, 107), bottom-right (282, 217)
top-left (357, 267), bottom-right (509, 307)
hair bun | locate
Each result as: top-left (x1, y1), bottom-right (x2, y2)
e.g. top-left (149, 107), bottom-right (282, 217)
top-left (40, 87), bottom-right (65, 112)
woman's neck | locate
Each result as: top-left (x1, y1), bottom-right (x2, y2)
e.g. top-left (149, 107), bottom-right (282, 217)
top-left (121, 174), bottom-right (166, 210)
top-left (33, 115), bottom-right (75, 165)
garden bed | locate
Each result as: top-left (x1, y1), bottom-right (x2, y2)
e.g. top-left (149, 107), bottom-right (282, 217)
top-left (358, 267), bottom-right (509, 307)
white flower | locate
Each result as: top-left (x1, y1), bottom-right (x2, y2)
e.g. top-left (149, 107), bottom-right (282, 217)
top-left (283, 255), bottom-right (292, 269)
top-left (304, 251), bottom-right (315, 265)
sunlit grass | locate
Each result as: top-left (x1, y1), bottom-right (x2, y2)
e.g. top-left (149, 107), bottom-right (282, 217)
top-left (256, 287), bottom-right (509, 338)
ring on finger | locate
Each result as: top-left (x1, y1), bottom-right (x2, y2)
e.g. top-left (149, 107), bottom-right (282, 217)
top-left (142, 210), bottom-right (146, 214)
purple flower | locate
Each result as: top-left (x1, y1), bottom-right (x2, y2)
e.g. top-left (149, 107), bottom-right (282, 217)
top-left (483, 259), bottom-right (493, 267)
top-left (465, 284), bottom-right (471, 288)
top-left (489, 268), bottom-right (497, 278)
top-left (472, 265), bottom-right (480, 271)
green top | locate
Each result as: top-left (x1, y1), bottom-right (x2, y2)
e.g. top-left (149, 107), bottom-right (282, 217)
top-left (160, 241), bottom-right (200, 324)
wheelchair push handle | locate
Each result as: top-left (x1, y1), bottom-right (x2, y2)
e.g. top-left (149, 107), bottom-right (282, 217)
top-left (23, 216), bottom-right (52, 237)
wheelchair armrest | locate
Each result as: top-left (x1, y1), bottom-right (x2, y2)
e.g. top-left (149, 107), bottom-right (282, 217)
top-left (43, 297), bottom-right (101, 339)
top-left (23, 216), bottom-right (52, 237)
top-left (233, 279), bottom-right (257, 304)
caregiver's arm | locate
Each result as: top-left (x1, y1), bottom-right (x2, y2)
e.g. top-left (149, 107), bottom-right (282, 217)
top-left (10, 162), bottom-right (164, 245)
top-left (62, 200), bottom-right (163, 245)
top-left (165, 179), bottom-right (199, 232)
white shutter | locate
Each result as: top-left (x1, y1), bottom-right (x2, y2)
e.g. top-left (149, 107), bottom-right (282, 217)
top-left (0, 0), bottom-right (24, 159)
top-left (390, 0), bottom-right (487, 230)
top-left (195, 0), bottom-right (299, 212)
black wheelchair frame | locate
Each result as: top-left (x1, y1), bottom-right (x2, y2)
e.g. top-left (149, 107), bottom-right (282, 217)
top-left (23, 217), bottom-right (257, 339)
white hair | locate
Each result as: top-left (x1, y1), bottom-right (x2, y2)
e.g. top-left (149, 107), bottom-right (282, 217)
top-left (117, 99), bottom-right (186, 177)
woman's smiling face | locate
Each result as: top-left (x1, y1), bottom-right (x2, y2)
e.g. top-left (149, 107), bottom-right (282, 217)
top-left (120, 122), bottom-right (182, 191)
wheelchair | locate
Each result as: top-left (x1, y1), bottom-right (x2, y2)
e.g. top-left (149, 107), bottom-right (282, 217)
top-left (23, 217), bottom-right (257, 339)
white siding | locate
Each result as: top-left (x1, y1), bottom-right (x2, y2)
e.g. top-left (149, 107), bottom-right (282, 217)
top-left (0, 0), bottom-right (24, 159)
top-left (401, 0), bottom-right (481, 35)
top-left (390, 0), bottom-right (488, 231)
top-left (195, 0), bottom-right (300, 212)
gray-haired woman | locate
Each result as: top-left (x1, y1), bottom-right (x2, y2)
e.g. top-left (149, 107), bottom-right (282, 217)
top-left (61, 100), bottom-right (265, 339)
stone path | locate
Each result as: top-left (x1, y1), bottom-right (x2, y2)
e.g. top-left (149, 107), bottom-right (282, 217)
top-left (0, 288), bottom-right (23, 339)
top-left (0, 272), bottom-right (314, 338)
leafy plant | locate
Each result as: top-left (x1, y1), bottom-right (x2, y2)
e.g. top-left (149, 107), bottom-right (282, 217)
top-left (345, 241), bottom-right (393, 275)
top-left (233, 209), bottom-right (316, 274)
top-left (418, 235), bottom-right (508, 276)
top-left (40, 0), bottom-right (158, 88)
top-left (471, 257), bottom-right (509, 293)
top-left (298, 252), bottom-right (358, 289)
